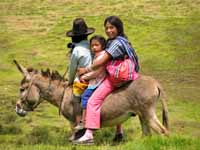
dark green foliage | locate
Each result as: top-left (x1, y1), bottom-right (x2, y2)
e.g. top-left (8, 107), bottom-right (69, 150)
top-left (0, 123), bottom-right (22, 135)
top-left (2, 113), bottom-right (17, 124)
top-left (27, 126), bottom-right (50, 144)
top-left (15, 126), bottom-right (70, 146)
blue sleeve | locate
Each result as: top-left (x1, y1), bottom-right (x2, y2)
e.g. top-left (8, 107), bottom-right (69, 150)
top-left (105, 39), bottom-right (125, 59)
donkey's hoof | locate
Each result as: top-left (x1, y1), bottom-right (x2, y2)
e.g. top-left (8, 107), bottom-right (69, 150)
top-left (113, 133), bottom-right (124, 143)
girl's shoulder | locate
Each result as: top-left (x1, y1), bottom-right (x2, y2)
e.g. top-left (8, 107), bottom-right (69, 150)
top-left (94, 50), bottom-right (105, 58)
top-left (108, 36), bottom-right (129, 45)
top-left (107, 38), bottom-right (122, 48)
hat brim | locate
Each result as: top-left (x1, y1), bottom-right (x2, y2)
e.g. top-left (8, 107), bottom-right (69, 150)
top-left (66, 28), bottom-right (95, 37)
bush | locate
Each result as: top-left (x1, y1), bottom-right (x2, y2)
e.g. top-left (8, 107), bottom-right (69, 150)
top-left (26, 126), bottom-right (50, 144)
top-left (15, 125), bottom-right (70, 146)
top-left (2, 113), bottom-right (17, 124)
top-left (0, 123), bottom-right (22, 135)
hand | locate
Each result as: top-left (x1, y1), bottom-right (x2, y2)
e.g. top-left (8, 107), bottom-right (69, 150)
top-left (78, 67), bottom-right (87, 76)
top-left (80, 75), bottom-right (89, 84)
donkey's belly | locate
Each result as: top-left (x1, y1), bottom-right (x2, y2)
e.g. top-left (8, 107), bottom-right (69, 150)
top-left (101, 113), bottom-right (133, 127)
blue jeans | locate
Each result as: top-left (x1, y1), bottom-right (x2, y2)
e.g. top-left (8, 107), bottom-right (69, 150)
top-left (81, 88), bottom-right (95, 109)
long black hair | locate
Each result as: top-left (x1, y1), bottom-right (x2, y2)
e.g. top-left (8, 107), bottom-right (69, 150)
top-left (67, 35), bottom-right (88, 53)
top-left (104, 16), bottom-right (127, 38)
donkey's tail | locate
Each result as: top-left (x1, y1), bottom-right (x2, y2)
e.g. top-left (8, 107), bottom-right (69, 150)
top-left (157, 84), bottom-right (169, 130)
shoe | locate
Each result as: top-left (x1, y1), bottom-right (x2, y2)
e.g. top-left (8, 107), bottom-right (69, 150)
top-left (68, 133), bottom-right (75, 142)
top-left (73, 137), bottom-right (94, 145)
top-left (74, 128), bottom-right (86, 140)
top-left (74, 122), bottom-right (84, 131)
top-left (113, 133), bottom-right (124, 142)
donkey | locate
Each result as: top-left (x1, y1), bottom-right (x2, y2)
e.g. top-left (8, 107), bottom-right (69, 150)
top-left (14, 60), bottom-right (169, 138)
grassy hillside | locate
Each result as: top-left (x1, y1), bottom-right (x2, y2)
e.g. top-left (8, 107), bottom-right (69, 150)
top-left (0, 0), bottom-right (200, 149)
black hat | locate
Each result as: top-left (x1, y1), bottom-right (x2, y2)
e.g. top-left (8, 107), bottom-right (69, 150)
top-left (66, 18), bottom-right (95, 37)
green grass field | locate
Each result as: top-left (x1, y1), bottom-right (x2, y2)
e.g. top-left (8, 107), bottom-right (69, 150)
top-left (0, 0), bottom-right (200, 149)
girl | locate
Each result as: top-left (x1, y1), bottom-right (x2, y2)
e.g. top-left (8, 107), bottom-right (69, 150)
top-left (74, 16), bottom-right (139, 144)
top-left (74, 35), bottom-right (107, 131)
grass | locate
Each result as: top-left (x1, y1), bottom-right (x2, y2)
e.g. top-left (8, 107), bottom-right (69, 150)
top-left (1, 135), bottom-right (200, 150)
top-left (0, 0), bottom-right (200, 149)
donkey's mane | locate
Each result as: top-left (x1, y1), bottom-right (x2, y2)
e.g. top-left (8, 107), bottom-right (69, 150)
top-left (21, 67), bottom-right (64, 84)
top-left (40, 68), bottom-right (64, 81)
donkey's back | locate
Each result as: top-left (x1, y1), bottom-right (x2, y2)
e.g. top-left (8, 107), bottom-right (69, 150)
top-left (100, 75), bottom-right (169, 135)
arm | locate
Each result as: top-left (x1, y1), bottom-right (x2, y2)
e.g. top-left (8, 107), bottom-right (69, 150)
top-left (91, 51), bottom-right (111, 70)
top-left (81, 66), bottom-right (104, 81)
top-left (68, 51), bottom-right (78, 85)
top-left (78, 52), bottom-right (111, 76)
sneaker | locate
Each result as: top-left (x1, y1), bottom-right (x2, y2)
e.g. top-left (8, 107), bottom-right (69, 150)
top-left (74, 122), bottom-right (84, 131)
top-left (74, 128), bottom-right (86, 140)
top-left (73, 137), bottom-right (94, 145)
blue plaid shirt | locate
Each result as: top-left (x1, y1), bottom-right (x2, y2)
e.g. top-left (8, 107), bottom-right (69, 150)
top-left (106, 37), bottom-right (127, 60)
top-left (106, 36), bottom-right (139, 72)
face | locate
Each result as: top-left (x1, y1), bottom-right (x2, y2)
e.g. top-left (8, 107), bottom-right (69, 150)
top-left (14, 61), bottom-right (42, 117)
top-left (90, 39), bottom-right (103, 53)
top-left (105, 22), bottom-right (118, 39)
top-left (16, 77), bottom-right (41, 117)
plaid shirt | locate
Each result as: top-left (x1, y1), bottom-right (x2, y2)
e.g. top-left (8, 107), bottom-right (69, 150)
top-left (106, 37), bottom-right (126, 60)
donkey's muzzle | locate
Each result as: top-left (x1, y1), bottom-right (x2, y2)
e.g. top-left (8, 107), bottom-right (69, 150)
top-left (16, 104), bottom-right (27, 117)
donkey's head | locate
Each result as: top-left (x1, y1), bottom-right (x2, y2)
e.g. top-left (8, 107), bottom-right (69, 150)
top-left (14, 60), bottom-right (42, 117)
top-left (14, 60), bottom-right (67, 117)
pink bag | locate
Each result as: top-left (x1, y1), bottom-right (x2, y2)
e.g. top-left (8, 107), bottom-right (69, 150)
top-left (106, 58), bottom-right (139, 83)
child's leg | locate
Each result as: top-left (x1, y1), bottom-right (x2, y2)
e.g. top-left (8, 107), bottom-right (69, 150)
top-left (82, 109), bottom-right (86, 123)
top-left (72, 95), bottom-right (82, 126)
top-left (81, 88), bottom-right (95, 123)
top-left (74, 78), bottom-right (114, 143)
top-left (74, 89), bottom-right (95, 131)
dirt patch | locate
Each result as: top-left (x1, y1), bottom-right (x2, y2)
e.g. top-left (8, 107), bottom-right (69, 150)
top-left (173, 120), bottom-right (200, 129)
top-left (172, 120), bottom-right (200, 137)
top-left (3, 16), bottom-right (54, 35)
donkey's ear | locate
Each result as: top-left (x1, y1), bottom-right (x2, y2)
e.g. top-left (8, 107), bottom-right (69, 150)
top-left (13, 60), bottom-right (31, 79)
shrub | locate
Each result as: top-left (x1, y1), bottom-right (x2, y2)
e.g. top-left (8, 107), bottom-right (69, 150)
top-left (0, 123), bottom-right (22, 135)
top-left (2, 112), bottom-right (17, 124)
top-left (26, 126), bottom-right (50, 144)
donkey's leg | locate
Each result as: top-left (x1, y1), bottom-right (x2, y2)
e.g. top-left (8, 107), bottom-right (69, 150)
top-left (139, 115), bottom-right (151, 136)
top-left (148, 114), bottom-right (168, 135)
top-left (143, 108), bottom-right (164, 135)
top-left (149, 118), bottom-right (163, 134)
top-left (154, 116), bottom-right (169, 135)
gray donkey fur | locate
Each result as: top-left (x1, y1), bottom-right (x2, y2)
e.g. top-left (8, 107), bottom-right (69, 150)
top-left (14, 60), bottom-right (169, 136)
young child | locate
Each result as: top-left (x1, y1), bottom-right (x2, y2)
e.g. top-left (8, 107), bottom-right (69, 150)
top-left (74, 35), bottom-right (107, 131)
top-left (66, 18), bottom-right (95, 141)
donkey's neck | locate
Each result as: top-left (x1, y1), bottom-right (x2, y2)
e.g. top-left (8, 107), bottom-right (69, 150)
top-left (34, 77), bottom-right (66, 107)
top-left (34, 76), bottom-right (75, 122)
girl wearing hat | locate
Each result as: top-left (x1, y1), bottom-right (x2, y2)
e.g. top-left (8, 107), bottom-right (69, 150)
top-left (66, 18), bottom-right (95, 140)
